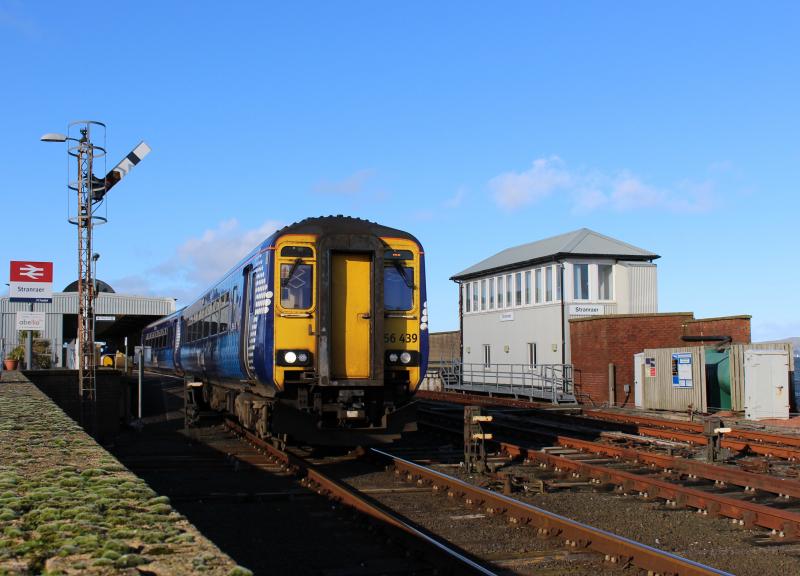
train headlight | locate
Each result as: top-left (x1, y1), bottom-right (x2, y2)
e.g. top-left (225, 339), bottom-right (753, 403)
top-left (278, 350), bottom-right (313, 366)
top-left (385, 350), bottom-right (418, 366)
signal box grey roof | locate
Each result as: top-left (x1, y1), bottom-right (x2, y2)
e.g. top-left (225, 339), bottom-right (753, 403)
top-left (451, 228), bottom-right (659, 281)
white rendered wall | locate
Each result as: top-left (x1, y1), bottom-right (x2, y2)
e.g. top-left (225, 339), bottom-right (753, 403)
top-left (460, 259), bottom-right (657, 366)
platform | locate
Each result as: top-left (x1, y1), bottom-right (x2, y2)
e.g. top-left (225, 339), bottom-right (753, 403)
top-left (0, 371), bottom-right (245, 575)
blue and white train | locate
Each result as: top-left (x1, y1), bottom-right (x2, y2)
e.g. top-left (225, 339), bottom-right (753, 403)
top-left (142, 216), bottom-right (428, 445)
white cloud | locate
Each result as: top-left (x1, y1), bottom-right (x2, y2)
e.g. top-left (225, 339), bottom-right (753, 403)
top-left (489, 156), bottom-right (571, 210)
top-left (170, 219), bottom-right (282, 286)
top-left (442, 187), bottom-right (466, 209)
top-left (312, 169), bottom-right (376, 196)
top-left (491, 157), bottom-right (716, 214)
top-left (112, 219), bottom-right (282, 302)
top-left (609, 172), bottom-right (665, 211)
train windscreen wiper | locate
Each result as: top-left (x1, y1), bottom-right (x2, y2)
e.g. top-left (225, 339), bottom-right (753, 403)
top-left (282, 258), bottom-right (303, 287)
top-left (393, 260), bottom-right (414, 289)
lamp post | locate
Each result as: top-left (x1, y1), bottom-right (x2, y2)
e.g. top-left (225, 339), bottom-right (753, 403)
top-left (42, 122), bottom-right (150, 435)
top-left (42, 122), bottom-right (106, 434)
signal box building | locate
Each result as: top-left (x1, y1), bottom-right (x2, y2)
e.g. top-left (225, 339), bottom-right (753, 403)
top-left (451, 228), bottom-right (659, 368)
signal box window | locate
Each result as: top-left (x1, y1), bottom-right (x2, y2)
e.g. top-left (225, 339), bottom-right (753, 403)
top-left (384, 266), bottom-right (414, 310)
top-left (598, 264), bottom-right (613, 300)
top-left (281, 263), bottom-right (313, 309)
top-left (573, 263), bottom-right (589, 300)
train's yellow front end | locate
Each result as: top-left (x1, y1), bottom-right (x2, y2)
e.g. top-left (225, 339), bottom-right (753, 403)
top-left (271, 219), bottom-right (427, 445)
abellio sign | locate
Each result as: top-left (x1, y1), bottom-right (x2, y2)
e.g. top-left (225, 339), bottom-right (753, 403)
top-left (9, 261), bottom-right (53, 303)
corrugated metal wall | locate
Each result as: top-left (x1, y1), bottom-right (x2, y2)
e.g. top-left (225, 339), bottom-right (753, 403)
top-left (642, 346), bottom-right (707, 411)
top-left (626, 263), bottom-right (658, 314)
top-left (2, 293), bottom-right (174, 315)
top-left (642, 343), bottom-right (792, 413)
top-left (0, 293), bottom-right (175, 363)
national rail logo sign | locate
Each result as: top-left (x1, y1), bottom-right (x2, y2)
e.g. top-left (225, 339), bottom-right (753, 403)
top-left (9, 261), bottom-right (53, 303)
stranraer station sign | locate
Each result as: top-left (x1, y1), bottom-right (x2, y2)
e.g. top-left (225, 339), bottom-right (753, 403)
top-left (9, 261), bottom-right (53, 303)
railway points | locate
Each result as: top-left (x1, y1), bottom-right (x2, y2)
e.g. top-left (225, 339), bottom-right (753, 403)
top-left (416, 397), bottom-right (800, 574)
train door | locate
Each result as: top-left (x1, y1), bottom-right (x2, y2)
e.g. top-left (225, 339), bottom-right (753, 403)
top-left (239, 265), bottom-right (256, 379)
top-left (331, 253), bottom-right (372, 379)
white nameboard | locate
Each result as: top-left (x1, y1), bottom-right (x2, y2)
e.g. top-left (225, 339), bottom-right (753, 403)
top-left (499, 312), bottom-right (514, 322)
top-left (569, 304), bottom-right (603, 316)
top-left (96, 316), bottom-right (116, 322)
top-left (16, 311), bottom-right (46, 331)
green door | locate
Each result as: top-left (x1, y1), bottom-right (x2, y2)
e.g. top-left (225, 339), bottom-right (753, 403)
top-left (705, 348), bottom-right (731, 411)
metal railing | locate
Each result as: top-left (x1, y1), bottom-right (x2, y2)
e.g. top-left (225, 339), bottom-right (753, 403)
top-left (424, 357), bottom-right (574, 404)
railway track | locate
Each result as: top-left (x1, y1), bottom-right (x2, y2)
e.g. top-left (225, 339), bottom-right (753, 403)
top-left (222, 418), bottom-right (496, 575)
top-left (110, 378), bottom-right (756, 574)
top-left (113, 413), bottom-right (486, 575)
top-left (418, 404), bottom-right (800, 539)
top-left (417, 390), bottom-right (800, 461)
top-left (225, 418), bottom-right (731, 575)
top-left (585, 409), bottom-right (800, 461)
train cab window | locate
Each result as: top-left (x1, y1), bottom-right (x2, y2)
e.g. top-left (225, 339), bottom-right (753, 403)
top-left (280, 263), bottom-right (313, 309)
top-left (384, 265), bottom-right (414, 311)
top-left (281, 246), bottom-right (314, 258)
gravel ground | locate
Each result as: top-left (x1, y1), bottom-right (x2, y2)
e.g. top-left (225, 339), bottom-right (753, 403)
top-left (0, 373), bottom-right (244, 576)
top-left (444, 459), bottom-right (800, 576)
top-left (336, 461), bottom-right (624, 575)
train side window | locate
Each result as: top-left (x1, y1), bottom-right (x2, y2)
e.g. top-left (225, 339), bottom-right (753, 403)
top-left (210, 312), bottom-right (218, 336)
top-left (219, 304), bottom-right (229, 332)
top-left (280, 263), bottom-right (313, 309)
top-left (384, 266), bottom-right (414, 311)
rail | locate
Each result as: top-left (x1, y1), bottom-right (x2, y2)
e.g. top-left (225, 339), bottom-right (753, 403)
top-left (222, 418), bottom-right (497, 575)
top-left (418, 405), bottom-right (800, 538)
top-left (372, 448), bottom-right (731, 576)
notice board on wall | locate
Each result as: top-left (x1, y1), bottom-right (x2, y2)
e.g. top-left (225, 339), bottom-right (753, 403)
top-left (672, 352), bottom-right (693, 388)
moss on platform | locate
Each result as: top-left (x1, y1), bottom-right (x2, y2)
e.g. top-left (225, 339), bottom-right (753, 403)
top-left (0, 374), bottom-right (248, 576)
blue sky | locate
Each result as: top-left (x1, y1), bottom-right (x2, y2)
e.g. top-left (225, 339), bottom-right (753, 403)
top-left (1, 1), bottom-right (798, 341)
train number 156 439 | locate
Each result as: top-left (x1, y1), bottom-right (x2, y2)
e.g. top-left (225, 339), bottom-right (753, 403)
top-left (384, 333), bottom-right (418, 343)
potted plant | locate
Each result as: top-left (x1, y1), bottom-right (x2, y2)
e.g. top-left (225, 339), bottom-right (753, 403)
top-left (4, 346), bottom-right (25, 371)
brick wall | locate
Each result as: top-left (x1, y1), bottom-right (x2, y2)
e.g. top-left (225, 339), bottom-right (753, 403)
top-left (684, 316), bottom-right (751, 344)
top-left (569, 313), bottom-right (751, 407)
